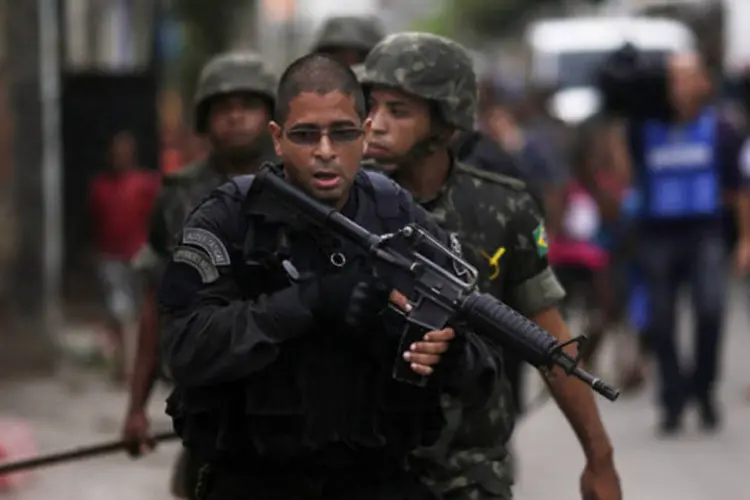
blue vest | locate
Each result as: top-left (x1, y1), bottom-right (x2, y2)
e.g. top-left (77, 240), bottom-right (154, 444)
top-left (639, 108), bottom-right (720, 219)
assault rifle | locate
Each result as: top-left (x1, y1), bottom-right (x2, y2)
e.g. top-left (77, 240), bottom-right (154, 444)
top-left (254, 167), bottom-right (619, 401)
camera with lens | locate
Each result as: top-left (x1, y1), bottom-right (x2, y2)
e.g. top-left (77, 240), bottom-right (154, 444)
top-left (596, 43), bottom-right (674, 122)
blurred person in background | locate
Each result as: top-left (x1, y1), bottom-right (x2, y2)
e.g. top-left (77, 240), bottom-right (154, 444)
top-left (740, 120), bottom-right (750, 402)
top-left (160, 126), bottom-right (187, 175)
top-left (362, 32), bottom-right (621, 500)
top-left (310, 15), bottom-right (385, 68)
top-left (586, 49), bottom-right (750, 434)
top-left (121, 51), bottom-right (277, 499)
top-left (554, 115), bottom-right (634, 378)
top-left (518, 86), bottom-right (571, 223)
top-left (725, 66), bottom-right (750, 401)
top-left (88, 131), bottom-right (160, 383)
top-left (160, 92), bottom-right (187, 175)
top-left (453, 77), bottom-right (545, 210)
top-left (572, 115), bottom-right (651, 392)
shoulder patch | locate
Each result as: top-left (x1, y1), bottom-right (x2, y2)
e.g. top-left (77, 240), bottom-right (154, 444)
top-left (533, 223), bottom-right (548, 258)
top-left (182, 228), bottom-right (231, 266)
top-left (455, 162), bottom-right (526, 191)
top-left (173, 246), bottom-right (219, 283)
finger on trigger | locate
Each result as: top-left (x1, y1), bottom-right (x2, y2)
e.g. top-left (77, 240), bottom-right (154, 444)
top-left (389, 289), bottom-right (412, 312)
top-left (424, 328), bottom-right (454, 342)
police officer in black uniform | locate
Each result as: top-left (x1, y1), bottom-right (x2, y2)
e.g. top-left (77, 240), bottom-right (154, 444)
top-left (157, 53), bottom-right (501, 500)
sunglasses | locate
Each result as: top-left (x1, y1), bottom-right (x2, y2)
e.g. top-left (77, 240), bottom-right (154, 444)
top-left (285, 127), bottom-right (364, 146)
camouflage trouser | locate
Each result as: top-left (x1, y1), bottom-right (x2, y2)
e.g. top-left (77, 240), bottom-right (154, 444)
top-left (427, 452), bottom-right (514, 500)
top-left (413, 384), bottom-right (516, 500)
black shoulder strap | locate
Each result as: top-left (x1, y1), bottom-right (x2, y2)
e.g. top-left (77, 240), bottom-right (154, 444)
top-left (361, 170), bottom-right (410, 232)
top-left (216, 174), bottom-right (255, 199)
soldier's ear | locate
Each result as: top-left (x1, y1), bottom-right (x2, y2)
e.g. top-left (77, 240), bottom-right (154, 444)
top-left (361, 118), bottom-right (372, 155)
top-left (268, 121), bottom-right (283, 157)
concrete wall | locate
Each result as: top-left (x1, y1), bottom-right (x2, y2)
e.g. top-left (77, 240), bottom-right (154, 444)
top-left (1, 0), bottom-right (60, 377)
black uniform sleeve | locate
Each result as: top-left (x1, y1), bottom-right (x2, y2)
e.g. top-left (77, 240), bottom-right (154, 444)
top-left (157, 193), bottom-right (316, 388)
top-left (409, 199), bottom-right (500, 407)
top-left (147, 189), bottom-right (172, 257)
top-left (130, 189), bottom-right (173, 284)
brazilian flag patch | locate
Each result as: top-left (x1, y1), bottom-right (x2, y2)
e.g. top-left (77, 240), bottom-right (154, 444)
top-left (533, 223), bottom-right (548, 258)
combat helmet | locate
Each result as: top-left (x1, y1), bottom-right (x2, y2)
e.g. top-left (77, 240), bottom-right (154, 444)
top-left (361, 32), bottom-right (478, 131)
top-left (311, 16), bottom-right (385, 54)
top-left (193, 51), bottom-right (277, 133)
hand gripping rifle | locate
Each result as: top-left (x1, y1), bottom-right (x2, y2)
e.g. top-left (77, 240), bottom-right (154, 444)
top-left (254, 168), bottom-right (619, 401)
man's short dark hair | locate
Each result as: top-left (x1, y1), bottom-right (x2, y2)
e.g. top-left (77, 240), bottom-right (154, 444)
top-left (274, 53), bottom-right (366, 124)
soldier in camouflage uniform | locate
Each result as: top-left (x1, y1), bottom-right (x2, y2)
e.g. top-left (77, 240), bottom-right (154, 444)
top-left (121, 50), bottom-right (277, 499)
top-left (361, 33), bottom-right (622, 500)
top-left (310, 15), bottom-right (385, 67)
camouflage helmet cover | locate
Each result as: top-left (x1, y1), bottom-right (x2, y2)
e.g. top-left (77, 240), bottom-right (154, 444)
top-left (193, 51), bottom-right (277, 132)
top-left (311, 16), bottom-right (385, 54)
top-left (361, 32), bottom-right (478, 131)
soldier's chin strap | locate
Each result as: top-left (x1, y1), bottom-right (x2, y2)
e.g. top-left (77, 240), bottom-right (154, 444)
top-left (400, 133), bottom-right (444, 165)
top-left (369, 128), bottom-right (450, 175)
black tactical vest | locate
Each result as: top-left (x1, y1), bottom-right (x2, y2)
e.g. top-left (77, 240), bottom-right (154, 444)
top-left (171, 171), bottom-right (446, 465)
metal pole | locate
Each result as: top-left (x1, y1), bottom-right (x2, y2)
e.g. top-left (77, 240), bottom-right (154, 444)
top-left (0, 432), bottom-right (178, 476)
top-left (38, 0), bottom-right (63, 347)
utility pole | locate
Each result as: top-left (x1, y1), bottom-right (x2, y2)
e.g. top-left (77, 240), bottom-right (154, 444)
top-left (2, 0), bottom-right (61, 376)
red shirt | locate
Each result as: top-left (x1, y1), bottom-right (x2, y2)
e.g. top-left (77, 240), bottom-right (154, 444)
top-left (89, 169), bottom-right (160, 260)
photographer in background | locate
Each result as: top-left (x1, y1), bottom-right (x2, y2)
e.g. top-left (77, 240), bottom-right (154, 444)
top-left (581, 47), bottom-right (750, 435)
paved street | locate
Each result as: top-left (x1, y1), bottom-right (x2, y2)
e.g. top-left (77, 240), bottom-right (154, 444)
top-left (515, 286), bottom-right (750, 499)
top-left (0, 374), bottom-right (179, 500)
top-left (0, 287), bottom-right (748, 499)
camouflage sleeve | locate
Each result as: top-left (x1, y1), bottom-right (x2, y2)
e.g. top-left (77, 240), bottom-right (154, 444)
top-left (411, 386), bottom-right (515, 500)
top-left (504, 192), bottom-right (565, 316)
top-left (409, 199), bottom-right (515, 500)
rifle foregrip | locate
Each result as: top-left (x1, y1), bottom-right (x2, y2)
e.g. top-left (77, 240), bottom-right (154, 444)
top-left (460, 293), bottom-right (558, 367)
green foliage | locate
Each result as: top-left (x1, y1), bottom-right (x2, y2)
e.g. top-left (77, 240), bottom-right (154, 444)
top-left (410, 9), bottom-right (455, 37)
top-left (413, 0), bottom-right (606, 38)
top-left (170, 0), bottom-right (255, 107)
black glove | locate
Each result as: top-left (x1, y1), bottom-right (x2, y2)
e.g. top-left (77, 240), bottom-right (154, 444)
top-left (300, 271), bottom-right (391, 329)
